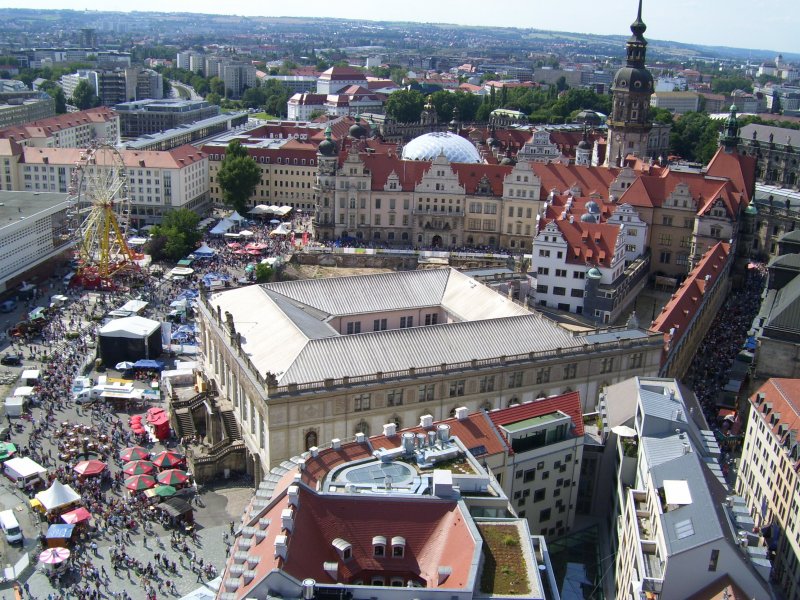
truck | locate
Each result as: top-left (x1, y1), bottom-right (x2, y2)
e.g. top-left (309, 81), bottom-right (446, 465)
top-left (3, 457), bottom-right (47, 491)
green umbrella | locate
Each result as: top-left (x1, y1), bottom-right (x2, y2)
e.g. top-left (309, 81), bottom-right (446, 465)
top-left (154, 484), bottom-right (177, 497)
top-left (0, 442), bottom-right (17, 459)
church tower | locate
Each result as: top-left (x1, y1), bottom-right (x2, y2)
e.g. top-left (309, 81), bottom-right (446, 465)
top-left (719, 104), bottom-right (740, 154)
top-left (604, 0), bottom-right (654, 166)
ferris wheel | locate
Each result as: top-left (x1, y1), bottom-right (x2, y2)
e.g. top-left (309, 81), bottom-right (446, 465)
top-left (66, 141), bottom-right (137, 288)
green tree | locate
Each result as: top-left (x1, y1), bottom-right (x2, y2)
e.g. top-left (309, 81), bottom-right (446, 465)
top-left (71, 79), bottom-right (98, 110)
top-left (711, 76), bottom-right (753, 94)
top-left (40, 82), bottom-right (67, 113)
top-left (389, 67), bottom-right (407, 85)
top-left (649, 107), bottom-right (674, 125)
top-left (670, 112), bottom-right (720, 163)
top-left (385, 89), bottom-right (424, 122)
top-left (255, 263), bottom-right (274, 282)
top-left (371, 66), bottom-right (391, 79)
top-left (217, 140), bottom-right (261, 213)
top-left (146, 208), bottom-right (202, 261)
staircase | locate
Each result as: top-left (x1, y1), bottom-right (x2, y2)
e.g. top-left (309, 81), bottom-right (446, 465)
top-left (174, 408), bottom-right (196, 439)
top-left (220, 409), bottom-right (241, 441)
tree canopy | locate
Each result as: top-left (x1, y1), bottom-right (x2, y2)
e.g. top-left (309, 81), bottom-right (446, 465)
top-left (71, 79), bottom-right (99, 110)
top-left (670, 112), bottom-right (721, 163)
top-left (217, 140), bottom-right (261, 214)
top-left (145, 208), bottom-right (202, 262)
top-left (385, 89), bottom-right (424, 123)
top-left (711, 76), bottom-right (753, 95)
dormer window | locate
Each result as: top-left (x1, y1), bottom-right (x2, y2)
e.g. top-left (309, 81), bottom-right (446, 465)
top-left (332, 538), bottom-right (352, 561)
top-left (373, 535), bottom-right (386, 557)
top-left (391, 536), bottom-right (405, 557)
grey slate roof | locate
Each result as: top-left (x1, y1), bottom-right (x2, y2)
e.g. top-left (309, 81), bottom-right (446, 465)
top-left (742, 123), bottom-right (800, 147)
top-left (650, 452), bottom-right (725, 556)
top-left (764, 273), bottom-right (800, 335)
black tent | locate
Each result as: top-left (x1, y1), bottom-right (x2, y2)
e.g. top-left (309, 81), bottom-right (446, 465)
top-left (98, 316), bottom-right (162, 367)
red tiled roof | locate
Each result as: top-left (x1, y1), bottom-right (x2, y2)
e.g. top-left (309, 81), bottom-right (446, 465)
top-left (650, 241), bottom-right (731, 352)
top-left (706, 147), bottom-right (756, 203)
top-left (319, 66), bottom-right (367, 81)
top-left (301, 442), bottom-right (373, 487)
top-left (489, 391), bottom-right (585, 440)
top-left (22, 144), bottom-right (205, 169)
top-left (543, 194), bottom-right (616, 223)
top-left (749, 379), bottom-right (800, 455)
top-left (551, 219), bottom-right (621, 267)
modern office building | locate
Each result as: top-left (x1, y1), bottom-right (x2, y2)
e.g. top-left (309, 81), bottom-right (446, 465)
top-left (115, 99), bottom-right (220, 137)
top-left (603, 377), bottom-right (773, 600)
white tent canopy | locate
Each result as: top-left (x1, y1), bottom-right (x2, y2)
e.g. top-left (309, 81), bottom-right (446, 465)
top-left (35, 480), bottom-right (80, 511)
top-left (193, 243), bottom-right (216, 257)
top-left (20, 370), bottom-right (40, 381)
top-left (270, 223), bottom-right (292, 236)
top-left (228, 211), bottom-right (246, 223)
top-left (12, 386), bottom-right (34, 397)
top-left (99, 316), bottom-right (160, 340)
top-left (209, 219), bottom-right (234, 235)
top-left (249, 204), bottom-right (293, 217)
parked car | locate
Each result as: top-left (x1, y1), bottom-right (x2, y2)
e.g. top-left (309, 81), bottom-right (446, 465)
top-left (0, 354), bottom-right (22, 366)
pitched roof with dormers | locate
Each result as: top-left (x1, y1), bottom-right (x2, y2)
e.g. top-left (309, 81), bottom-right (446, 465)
top-left (706, 147), bottom-right (756, 203)
top-left (547, 219), bottom-right (622, 268)
top-left (21, 144), bottom-right (205, 169)
top-left (749, 378), bottom-right (800, 464)
top-left (542, 194), bottom-right (616, 223)
top-left (0, 107), bottom-right (117, 143)
top-left (488, 391), bottom-right (585, 442)
top-left (650, 242), bottom-right (731, 351)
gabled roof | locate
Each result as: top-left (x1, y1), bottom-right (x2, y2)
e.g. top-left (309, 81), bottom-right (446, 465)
top-left (319, 66), bottom-right (367, 81)
top-left (549, 220), bottom-right (622, 267)
top-left (489, 391), bottom-right (585, 439)
top-left (21, 144), bottom-right (205, 169)
top-left (764, 273), bottom-right (800, 336)
top-left (651, 242), bottom-right (732, 349)
top-left (749, 379), bottom-right (800, 458)
top-left (705, 147), bottom-right (756, 203)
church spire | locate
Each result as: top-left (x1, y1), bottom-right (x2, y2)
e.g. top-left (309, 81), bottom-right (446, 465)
top-left (720, 104), bottom-right (741, 153)
top-left (626, 0), bottom-right (648, 68)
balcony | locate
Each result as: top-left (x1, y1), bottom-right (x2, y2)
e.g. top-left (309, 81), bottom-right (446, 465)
top-left (413, 207), bottom-right (465, 216)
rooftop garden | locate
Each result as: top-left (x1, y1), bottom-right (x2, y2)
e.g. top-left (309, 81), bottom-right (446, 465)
top-left (477, 523), bottom-right (531, 596)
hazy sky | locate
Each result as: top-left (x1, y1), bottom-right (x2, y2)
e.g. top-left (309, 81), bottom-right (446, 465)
top-left (6, 0), bottom-right (800, 55)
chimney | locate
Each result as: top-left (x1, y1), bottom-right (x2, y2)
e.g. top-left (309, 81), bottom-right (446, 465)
top-left (402, 432), bottom-right (415, 455)
top-left (683, 442), bottom-right (691, 455)
top-left (331, 438), bottom-right (341, 450)
top-left (383, 423), bottom-right (397, 437)
top-left (437, 423), bottom-right (451, 442)
top-left (454, 406), bottom-right (468, 420)
top-left (287, 485), bottom-right (299, 507)
top-left (281, 507), bottom-right (294, 532)
top-left (309, 446), bottom-right (319, 458)
top-left (420, 414), bottom-right (434, 428)
top-left (355, 432), bottom-right (366, 444)
top-left (275, 534), bottom-right (288, 559)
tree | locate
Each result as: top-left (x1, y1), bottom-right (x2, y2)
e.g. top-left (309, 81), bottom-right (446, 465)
top-left (255, 263), bottom-right (274, 282)
top-left (146, 208), bottom-right (202, 261)
top-left (217, 140), bottom-right (261, 214)
top-left (385, 89), bottom-right (424, 122)
top-left (40, 82), bottom-right (67, 113)
top-left (670, 112), bottom-right (720, 163)
top-left (712, 76), bottom-right (753, 95)
top-left (71, 79), bottom-right (97, 110)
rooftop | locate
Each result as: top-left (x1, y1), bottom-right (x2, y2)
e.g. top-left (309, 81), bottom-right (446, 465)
top-left (0, 191), bottom-right (70, 232)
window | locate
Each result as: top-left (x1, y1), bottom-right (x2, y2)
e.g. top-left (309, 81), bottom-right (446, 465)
top-left (564, 363), bottom-right (577, 379)
top-left (392, 545), bottom-right (404, 558)
top-left (659, 250), bottom-right (671, 264)
top-left (374, 545), bottom-right (385, 557)
top-left (424, 313), bottom-right (439, 325)
top-left (537, 267), bottom-right (550, 275)
top-left (658, 233), bottom-right (672, 245)
top-left (523, 469), bottom-right (535, 483)
top-left (508, 371), bottom-right (523, 388)
top-left (538, 249), bottom-right (551, 258)
top-left (418, 384), bottom-right (435, 402)
top-left (539, 508), bottom-right (551, 521)
top-left (571, 288), bottom-right (584, 298)
top-left (601, 358), bottom-right (614, 373)
top-left (534, 489), bottom-right (546, 502)
top-left (400, 316), bottom-right (414, 328)
top-left (375, 198), bottom-right (381, 209)
top-left (373, 318), bottom-right (387, 331)
top-left (708, 549), bottom-right (719, 572)
top-left (387, 389), bottom-right (403, 407)
top-left (449, 379), bottom-right (465, 397)
top-left (304, 430), bottom-right (318, 451)
top-left (479, 376), bottom-right (495, 393)
top-left (346, 322), bottom-right (361, 334)
top-left (710, 225), bottom-right (722, 238)
top-left (354, 393), bottom-right (371, 412)
top-left (536, 284), bottom-right (548, 294)
top-left (553, 286), bottom-right (566, 296)
top-left (354, 420), bottom-right (370, 436)
top-left (536, 368), bottom-right (550, 384)
top-left (555, 269), bottom-right (567, 277)
top-left (676, 253), bottom-right (689, 266)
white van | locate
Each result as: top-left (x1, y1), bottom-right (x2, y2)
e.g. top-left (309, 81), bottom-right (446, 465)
top-left (63, 271), bottom-right (76, 286)
top-left (0, 509), bottom-right (22, 543)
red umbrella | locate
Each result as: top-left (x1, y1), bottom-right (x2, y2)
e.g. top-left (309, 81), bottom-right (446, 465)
top-left (120, 446), bottom-right (149, 462)
top-left (157, 469), bottom-right (189, 485)
top-left (123, 460), bottom-right (155, 475)
top-left (61, 507), bottom-right (92, 524)
top-left (73, 459), bottom-right (106, 477)
top-left (125, 474), bottom-right (156, 491)
top-left (152, 450), bottom-right (184, 469)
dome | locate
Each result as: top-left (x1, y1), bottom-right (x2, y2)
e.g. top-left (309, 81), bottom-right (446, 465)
top-left (580, 212), bottom-right (599, 223)
top-left (612, 66), bottom-right (654, 93)
top-left (401, 131), bottom-right (482, 164)
top-left (577, 138), bottom-right (591, 150)
top-left (318, 138), bottom-right (336, 156)
top-left (349, 120), bottom-right (368, 139)
top-left (745, 202), bottom-right (758, 216)
top-left (585, 200), bottom-right (601, 214)
top-left (587, 267), bottom-right (602, 279)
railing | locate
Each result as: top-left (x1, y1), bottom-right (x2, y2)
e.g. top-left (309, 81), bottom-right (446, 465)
top-left (192, 439), bottom-right (246, 465)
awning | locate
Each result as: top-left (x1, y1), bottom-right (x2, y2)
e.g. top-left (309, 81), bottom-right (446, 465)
top-left (160, 497), bottom-right (193, 517)
top-left (46, 523), bottom-right (76, 539)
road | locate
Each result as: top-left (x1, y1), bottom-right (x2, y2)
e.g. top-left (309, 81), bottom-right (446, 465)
top-left (169, 80), bottom-right (202, 101)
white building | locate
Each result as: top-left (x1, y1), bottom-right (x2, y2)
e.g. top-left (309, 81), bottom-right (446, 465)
top-left (316, 66), bottom-right (368, 95)
top-left (517, 129), bottom-right (568, 164)
top-left (0, 144), bottom-right (209, 226)
top-left (604, 377), bottom-right (773, 600)
top-left (0, 191), bottom-right (72, 293)
top-left (222, 63), bottom-right (256, 100)
top-left (0, 107), bottom-right (120, 149)
top-left (606, 202), bottom-right (649, 264)
top-left (287, 93), bottom-right (326, 121)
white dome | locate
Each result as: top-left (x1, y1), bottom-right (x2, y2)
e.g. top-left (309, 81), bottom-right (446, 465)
top-left (401, 131), bottom-right (481, 164)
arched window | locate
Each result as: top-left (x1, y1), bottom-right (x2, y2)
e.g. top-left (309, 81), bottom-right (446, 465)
top-left (304, 429), bottom-right (318, 451)
top-left (390, 415), bottom-right (402, 429)
top-left (480, 401), bottom-right (493, 412)
top-left (354, 420), bottom-right (370, 437)
top-left (402, 232), bottom-right (409, 241)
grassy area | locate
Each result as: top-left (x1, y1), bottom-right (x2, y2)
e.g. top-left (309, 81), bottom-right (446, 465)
top-left (250, 112), bottom-right (279, 120)
top-left (478, 523), bottom-right (531, 596)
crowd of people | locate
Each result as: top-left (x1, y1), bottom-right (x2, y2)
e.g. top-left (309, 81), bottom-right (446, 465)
top-left (686, 263), bottom-right (767, 433)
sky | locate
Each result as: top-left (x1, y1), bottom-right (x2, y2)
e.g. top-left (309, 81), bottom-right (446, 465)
top-left (5, 0), bottom-right (800, 55)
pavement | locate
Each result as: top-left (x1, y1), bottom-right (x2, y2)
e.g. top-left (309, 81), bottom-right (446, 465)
top-left (0, 276), bottom-right (254, 600)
